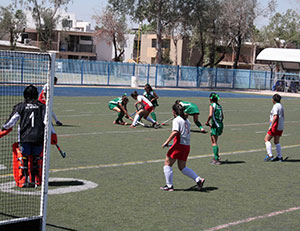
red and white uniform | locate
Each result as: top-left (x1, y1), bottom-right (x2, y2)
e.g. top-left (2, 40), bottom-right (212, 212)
top-left (268, 102), bottom-right (284, 136)
top-left (38, 84), bottom-right (47, 105)
top-left (137, 95), bottom-right (153, 112)
top-left (167, 116), bottom-right (191, 161)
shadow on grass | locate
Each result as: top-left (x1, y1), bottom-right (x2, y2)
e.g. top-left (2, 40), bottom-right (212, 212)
top-left (175, 185), bottom-right (218, 193)
top-left (0, 212), bottom-right (78, 231)
top-left (220, 160), bottom-right (246, 165)
top-left (46, 223), bottom-right (78, 231)
top-left (282, 157), bottom-right (300, 163)
top-left (49, 181), bottom-right (84, 187)
top-left (54, 124), bottom-right (80, 128)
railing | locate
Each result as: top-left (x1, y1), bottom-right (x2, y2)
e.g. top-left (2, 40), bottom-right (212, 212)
top-left (54, 59), bottom-right (275, 90)
top-left (60, 43), bottom-right (95, 53)
top-left (2, 56), bottom-right (294, 90)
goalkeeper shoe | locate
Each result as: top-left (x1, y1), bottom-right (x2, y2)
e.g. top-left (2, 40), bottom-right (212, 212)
top-left (272, 156), bottom-right (283, 162)
top-left (197, 178), bottom-right (205, 191)
top-left (160, 185), bottom-right (174, 191)
top-left (264, 155), bottom-right (274, 161)
top-left (56, 121), bottom-right (63, 126)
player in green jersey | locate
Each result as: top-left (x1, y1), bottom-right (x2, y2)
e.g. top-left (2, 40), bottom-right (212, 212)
top-left (108, 94), bottom-right (133, 125)
top-left (205, 93), bottom-right (224, 165)
top-left (175, 100), bottom-right (206, 133)
top-left (143, 84), bottom-right (159, 122)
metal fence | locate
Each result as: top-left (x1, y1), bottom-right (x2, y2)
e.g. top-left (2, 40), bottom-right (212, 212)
top-left (54, 59), bottom-right (277, 89)
top-left (3, 57), bottom-right (299, 90)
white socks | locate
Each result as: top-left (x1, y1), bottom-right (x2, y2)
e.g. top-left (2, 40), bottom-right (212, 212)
top-left (265, 141), bottom-right (273, 157)
top-left (181, 167), bottom-right (201, 183)
top-left (275, 143), bottom-right (282, 158)
top-left (132, 114), bottom-right (140, 126)
top-left (146, 117), bottom-right (156, 123)
top-left (163, 166), bottom-right (173, 187)
top-left (265, 141), bottom-right (282, 158)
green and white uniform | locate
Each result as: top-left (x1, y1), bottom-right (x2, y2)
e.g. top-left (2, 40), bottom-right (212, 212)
top-left (108, 97), bottom-right (122, 110)
top-left (179, 101), bottom-right (199, 115)
top-left (210, 102), bottom-right (223, 136)
top-left (143, 91), bottom-right (159, 107)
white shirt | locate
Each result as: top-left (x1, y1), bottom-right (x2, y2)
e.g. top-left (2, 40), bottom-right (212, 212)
top-left (172, 116), bottom-right (191, 145)
top-left (270, 103), bottom-right (284, 130)
top-left (137, 95), bottom-right (153, 107)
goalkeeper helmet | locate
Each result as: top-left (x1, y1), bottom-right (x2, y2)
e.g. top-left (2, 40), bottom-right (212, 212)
top-left (24, 85), bottom-right (38, 100)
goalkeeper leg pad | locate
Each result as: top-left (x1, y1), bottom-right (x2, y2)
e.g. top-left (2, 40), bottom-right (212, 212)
top-left (12, 143), bottom-right (43, 187)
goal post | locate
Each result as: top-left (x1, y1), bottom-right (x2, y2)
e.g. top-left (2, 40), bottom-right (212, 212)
top-left (0, 50), bottom-right (56, 231)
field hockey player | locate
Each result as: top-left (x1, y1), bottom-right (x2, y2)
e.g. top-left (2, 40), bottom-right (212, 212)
top-left (108, 94), bottom-right (133, 125)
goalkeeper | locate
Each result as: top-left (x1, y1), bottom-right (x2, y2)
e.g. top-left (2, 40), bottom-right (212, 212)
top-left (0, 85), bottom-right (57, 187)
top-left (175, 100), bottom-right (207, 133)
top-left (108, 94), bottom-right (133, 125)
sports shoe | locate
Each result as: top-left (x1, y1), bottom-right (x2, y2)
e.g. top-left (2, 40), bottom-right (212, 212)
top-left (197, 178), bottom-right (205, 191)
top-left (153, 123), bottom-right (161, 129)
top-left (56, 121), bottom-right (63, 126)
top-left (272, 156), bottom-right (283, 162)
top-left (264, 155), bottom-right (274, 161)
top-left (160, 185), bottom-right (174, 191)
top-left (210, 159), bottom-right (221, 165)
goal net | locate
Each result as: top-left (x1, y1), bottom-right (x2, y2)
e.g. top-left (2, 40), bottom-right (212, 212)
top-left (0, 50), bottom-right (55, 231)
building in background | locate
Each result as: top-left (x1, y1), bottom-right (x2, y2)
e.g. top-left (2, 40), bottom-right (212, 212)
top-left (20, 10), bottom-right (112, 61)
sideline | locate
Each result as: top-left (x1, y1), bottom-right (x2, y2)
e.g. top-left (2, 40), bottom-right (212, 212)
top-left (204, 206), bottom-right (300, 231)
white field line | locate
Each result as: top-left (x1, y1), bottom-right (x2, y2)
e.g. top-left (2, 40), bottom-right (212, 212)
top-left (1, 144), bottom-right (298, 179)
top-left (58, 120), bottom-right (299, 137)
top-left (204, 206), bottom-right (300, 231)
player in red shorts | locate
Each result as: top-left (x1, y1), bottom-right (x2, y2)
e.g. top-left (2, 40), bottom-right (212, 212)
top-left (160, 103), bottom-right (205, 191)
top-left (130, 91), bottom-right (159, 128)
top-left (264, 94), bottom-right (285, 162)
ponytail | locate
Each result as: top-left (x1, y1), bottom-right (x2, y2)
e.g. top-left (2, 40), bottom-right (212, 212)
top-left (131, 91), bottom-right (138, 98)
top-left (172, 103), bottom-right (186, 120)
top-left (209, 92), bottom-right (220, 103)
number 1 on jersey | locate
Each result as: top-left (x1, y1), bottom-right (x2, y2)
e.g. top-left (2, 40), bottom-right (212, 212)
top-left (29, 112), bottom-right (34, 127)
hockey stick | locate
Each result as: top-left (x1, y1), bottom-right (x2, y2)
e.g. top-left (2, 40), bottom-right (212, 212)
top-left (129, 111), bottom-right (136, 117)
top-left (137, 121), bottom-right (150, 128)
top-left (55, 144), bottom-right (66, 158)
top-left (161, 117), bottom-right (174, 126)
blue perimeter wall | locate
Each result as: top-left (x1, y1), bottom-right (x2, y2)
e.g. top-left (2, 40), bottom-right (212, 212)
top-left (0, 85), bottom-right (271, 98)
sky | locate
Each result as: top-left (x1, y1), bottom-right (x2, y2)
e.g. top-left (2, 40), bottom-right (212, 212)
top-left (1, 0), bottom-right (299, 29)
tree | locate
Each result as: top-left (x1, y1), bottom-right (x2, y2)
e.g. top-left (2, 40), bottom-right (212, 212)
top-left (260, 9), bottom-right (300, 48)
top-left (108, 0), bottom-right (184, 64)
top-left (0, 5), bottom-right (26, 50)
top-left (19, 0), bottom-right (71, 51)
top-left (93, 7), bottom-right (128, 62)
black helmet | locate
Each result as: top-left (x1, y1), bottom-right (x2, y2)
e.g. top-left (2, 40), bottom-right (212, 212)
top-left (23, 85), bottom-right (38, 100)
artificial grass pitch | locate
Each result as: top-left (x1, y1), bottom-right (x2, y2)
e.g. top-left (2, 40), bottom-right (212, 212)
top-left (8, 94), bottom-right (300, 231)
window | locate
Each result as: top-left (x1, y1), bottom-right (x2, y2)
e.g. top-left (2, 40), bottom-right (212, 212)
top-left (151, 39), bottom-right (170, 48)
top-left (80, 36), bottom-right (92, 41)
top-left (152, 39), bottom-right (156, 48)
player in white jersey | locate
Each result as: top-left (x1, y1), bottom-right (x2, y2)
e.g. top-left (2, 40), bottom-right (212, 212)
top-left (160, 103), bottom-right (205, 191)
top-left (264, 94), bottom-right (285, 162)
top-left (38, 77), bottom-right (62, 126)
top-left (130, 91), bottom-right (159, 128)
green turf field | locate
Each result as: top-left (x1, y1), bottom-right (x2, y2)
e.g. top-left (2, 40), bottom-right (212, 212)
top-left (3, 92), bottom-right (300, 230)
top-left (42, 93), bottom-right (300, 231)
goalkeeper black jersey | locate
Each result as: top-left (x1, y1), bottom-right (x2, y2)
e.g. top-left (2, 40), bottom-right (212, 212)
top-left (2, 100), bottom-right (45, 144)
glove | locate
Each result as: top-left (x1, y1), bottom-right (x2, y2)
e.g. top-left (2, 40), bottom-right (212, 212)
top-left (0, 128), bottom-right (12, 138)
top-left (51, 133), bottom-right (58, 145)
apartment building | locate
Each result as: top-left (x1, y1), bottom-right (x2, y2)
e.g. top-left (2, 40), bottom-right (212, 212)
top-left (138, 33), bottom-right (266, 70)
top-left (21, 10), bottom-right (112, 61)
